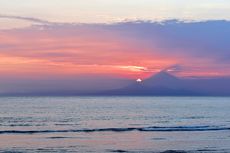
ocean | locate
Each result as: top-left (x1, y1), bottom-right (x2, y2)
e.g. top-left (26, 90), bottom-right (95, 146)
top-left (0, 96), bottom-right (230, 153)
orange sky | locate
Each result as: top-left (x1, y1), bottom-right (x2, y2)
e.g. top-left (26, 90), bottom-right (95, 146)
top-left (0, 21), bottom-right (230, 80)
top-left (0, 27), bottom-right (173, 79)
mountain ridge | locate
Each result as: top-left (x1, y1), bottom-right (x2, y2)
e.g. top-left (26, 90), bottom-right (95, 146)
top-left (2, 71), bottom-right (230, 96)
top-left (103, 71), bottom-right (230, 96)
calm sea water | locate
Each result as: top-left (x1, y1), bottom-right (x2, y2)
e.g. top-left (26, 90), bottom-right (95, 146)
top-left (0, 96), bottom-right (230, 153)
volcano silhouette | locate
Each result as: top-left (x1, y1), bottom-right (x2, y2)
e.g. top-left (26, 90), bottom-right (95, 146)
top-left (142, 71), bottom-right (180, 87)
top-left (104, 71), bottom-right (199, 96)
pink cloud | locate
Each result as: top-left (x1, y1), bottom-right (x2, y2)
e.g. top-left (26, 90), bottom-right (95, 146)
top-left (0, 20), bottom-right (230, 80)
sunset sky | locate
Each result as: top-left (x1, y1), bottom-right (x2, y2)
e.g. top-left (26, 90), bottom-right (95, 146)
top-left (0, 0), bottom-right (230, 93)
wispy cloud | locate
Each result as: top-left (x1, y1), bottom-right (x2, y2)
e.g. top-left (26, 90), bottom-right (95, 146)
top-left (0, 18), bottom-right (230, 80)
top-left (0, 14), bottom-right (52, 25)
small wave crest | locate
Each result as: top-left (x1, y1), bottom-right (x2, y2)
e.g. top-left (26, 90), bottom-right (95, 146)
top-left (0, 125), bottom-right (229, 134)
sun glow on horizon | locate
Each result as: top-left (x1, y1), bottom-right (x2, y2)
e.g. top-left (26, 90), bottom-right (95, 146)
top-left (0, 13), bottom-right (230, 81)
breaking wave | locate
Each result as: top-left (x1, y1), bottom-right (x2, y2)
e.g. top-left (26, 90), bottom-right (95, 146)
top-left (0, 125), bottom-right (229, 134)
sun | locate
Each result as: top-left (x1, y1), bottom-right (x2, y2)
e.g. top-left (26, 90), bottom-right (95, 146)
top-left (136, 78), bottom-right (142, 83)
